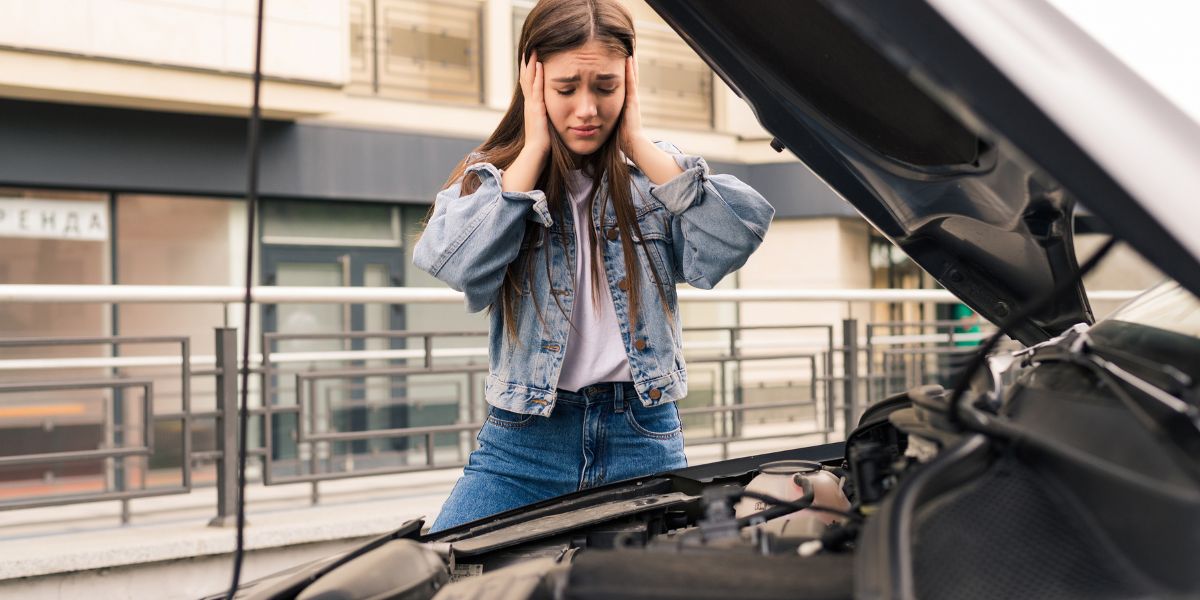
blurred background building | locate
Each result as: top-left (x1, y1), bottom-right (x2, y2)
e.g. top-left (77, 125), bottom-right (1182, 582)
top-left (0, 0), bottom-right (1165, 506)
top-left (0, 0), bottom-right (871, 346)
top-left (0, 0), bottom-right (1168, 475)
top-left (0, 0), bottom-right (876, 472)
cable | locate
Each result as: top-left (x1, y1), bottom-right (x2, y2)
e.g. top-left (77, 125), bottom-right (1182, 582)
top-left (735, 478), bottom-right (814, 528)
top-left (672, 483), bottom-right (860, 549)
top-left (738, 490), bottom-right (862, 525)
top-left (225, 0), bottom-right (265, 597)
top-left (946, 237), bottom-right (1118, 426)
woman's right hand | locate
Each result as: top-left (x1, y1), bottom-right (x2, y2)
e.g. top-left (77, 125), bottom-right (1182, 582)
top-left (504, 51), bottom-right (550, 192)
top-left (519, 51), bottom-right (550, 158)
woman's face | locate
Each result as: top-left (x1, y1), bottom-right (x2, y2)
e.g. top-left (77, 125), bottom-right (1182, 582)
top-left (540, 39), bottom-right (627, 157)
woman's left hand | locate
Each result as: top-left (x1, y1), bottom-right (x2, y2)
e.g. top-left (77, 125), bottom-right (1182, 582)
top-left (619, 55), bottom-right (648, 151)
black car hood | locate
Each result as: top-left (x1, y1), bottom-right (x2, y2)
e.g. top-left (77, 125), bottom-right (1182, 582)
top-left (645, 0), bottom-right (1200, 345)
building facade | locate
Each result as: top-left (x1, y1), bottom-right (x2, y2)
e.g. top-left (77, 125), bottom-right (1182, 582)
top-left (0, 0), bottom-right (870, 351)
top-left (0, 0), bottom-right (880, 482)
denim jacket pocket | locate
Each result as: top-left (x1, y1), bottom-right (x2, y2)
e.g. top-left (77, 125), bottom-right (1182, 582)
top-left (487, 406), bottom-right (537, 429)
top-left (624, 401), bottom-right (682, 440)
top-left (513, 230), bottom-right (547, 296)
top-left (632, 210), bottom-right (676, 287)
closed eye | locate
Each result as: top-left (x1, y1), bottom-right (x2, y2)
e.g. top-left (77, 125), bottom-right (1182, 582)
top-left (554, 87), bottom-right (616, 96)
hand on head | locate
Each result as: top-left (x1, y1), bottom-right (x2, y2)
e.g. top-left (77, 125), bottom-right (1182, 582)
top-left (519, 50), bottom-right (551, 158)
top-left (619, 54), bottom-right (646, 151)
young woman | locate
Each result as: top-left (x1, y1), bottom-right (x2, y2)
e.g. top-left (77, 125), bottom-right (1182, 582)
top-left (414, 0), bottom-right (774, 532)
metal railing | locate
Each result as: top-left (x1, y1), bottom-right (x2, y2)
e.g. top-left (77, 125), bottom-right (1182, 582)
top-left (0, 286), bottom-right (1138, 525)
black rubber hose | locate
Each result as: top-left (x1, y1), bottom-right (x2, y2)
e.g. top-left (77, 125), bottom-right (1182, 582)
top-left (736, 477), bottom-right (817, 527)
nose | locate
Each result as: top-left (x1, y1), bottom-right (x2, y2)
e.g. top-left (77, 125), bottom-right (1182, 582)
top-left (574, 92), bottom-right (598, 121)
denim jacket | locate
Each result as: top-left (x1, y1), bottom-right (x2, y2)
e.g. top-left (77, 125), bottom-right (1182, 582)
top-left (413, 142), bottom-right (774, 416)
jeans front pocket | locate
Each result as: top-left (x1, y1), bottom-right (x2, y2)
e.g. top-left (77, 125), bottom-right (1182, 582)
top-left (625, 401), bottom-right (682, 440)
top-left (486, 406), bottom-right (537, 429)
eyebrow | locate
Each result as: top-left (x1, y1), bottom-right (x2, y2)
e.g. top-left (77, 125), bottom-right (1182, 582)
top-left (550, 73), bottom-right (620, 83)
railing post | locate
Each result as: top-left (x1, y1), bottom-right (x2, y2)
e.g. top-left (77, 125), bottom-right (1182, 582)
top-left (842, 319), bottom-right (859, 437)
top-left (825, 327), bottom-right (835, 435)
top-left (209, 327), bottom-right (240, 527)
top-left (864, 324), bottom-right (875, 407)
top-left (730, 327), bottom-right (743, 439)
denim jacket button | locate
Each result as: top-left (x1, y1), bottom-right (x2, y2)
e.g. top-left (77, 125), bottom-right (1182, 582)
top-left (648, 388), bottom-right (662, 400)
top-left (634, 339), bottom-right (647, 351)
top-left (618, 278), bottom-right (629, 292)
top-left (606, 228), bottom-right (619, 241)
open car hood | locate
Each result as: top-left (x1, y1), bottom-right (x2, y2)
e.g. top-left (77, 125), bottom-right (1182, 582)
top-left (645, 0), bottom-right (1200, 345)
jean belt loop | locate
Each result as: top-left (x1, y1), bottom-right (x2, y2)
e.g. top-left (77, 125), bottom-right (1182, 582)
top-left (613, 382), bottom-right (625, 414)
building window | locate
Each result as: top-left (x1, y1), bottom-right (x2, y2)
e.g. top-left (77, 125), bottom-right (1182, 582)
top-left (512, 1), bottom-right (533, 82)
top-left (262, 200), bottom-right (399, 247)
top-left (113, 194), bottom-right (247, 482)
top-left (348, 0), bottom-right (377, 96)
top-left (349, 0), bottom-right (485, 105)
top-left (636, 23), bottom-right (714, 130)
top-left (116, 195), bottom-right (246, 355)
top-left (0, 188), bottom-right (112, 486)
top-left (0, 189), bottom-right (110, 342)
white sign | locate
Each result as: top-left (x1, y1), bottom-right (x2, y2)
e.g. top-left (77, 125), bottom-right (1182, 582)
top-left (0, 198), bottom-right (108, 241)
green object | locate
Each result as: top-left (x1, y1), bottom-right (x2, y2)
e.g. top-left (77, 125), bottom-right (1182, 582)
top-left (951, 304), bottom-right (981, 347)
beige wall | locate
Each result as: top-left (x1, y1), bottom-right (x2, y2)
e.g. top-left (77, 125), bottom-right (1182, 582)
top-left (732, 217), bottom-right (871, 386)
top-left (1076, 234), bottom-right (1166, 320)
top-left (738, 217), bottom-right (871, 325)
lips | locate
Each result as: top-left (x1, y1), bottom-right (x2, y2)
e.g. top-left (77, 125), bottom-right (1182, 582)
top-left (570, 126), bottom-right (600, 138)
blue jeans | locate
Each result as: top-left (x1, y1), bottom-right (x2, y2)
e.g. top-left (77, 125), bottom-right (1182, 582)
top-left (429, 382), bottom-right (687, 532)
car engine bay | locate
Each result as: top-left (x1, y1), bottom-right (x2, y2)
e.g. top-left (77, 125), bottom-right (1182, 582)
top-left (248, 322), bottom-right (1199, 600)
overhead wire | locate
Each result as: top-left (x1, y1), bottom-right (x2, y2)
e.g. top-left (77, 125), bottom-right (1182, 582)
top-left (225, 0), bottom-right (266, 597)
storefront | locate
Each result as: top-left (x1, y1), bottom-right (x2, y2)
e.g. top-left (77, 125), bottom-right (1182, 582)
top-left (0, 95), bottom-right (856, 483)
top-left (0, 98), bottom-right (492, 480)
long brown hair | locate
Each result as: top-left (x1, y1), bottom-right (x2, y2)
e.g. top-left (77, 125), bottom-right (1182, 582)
top-left (437, 0), bottom-right (669, 338)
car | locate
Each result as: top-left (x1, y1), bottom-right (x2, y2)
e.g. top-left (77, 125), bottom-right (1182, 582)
top-left (207, 0), bottom-right (1200, 598)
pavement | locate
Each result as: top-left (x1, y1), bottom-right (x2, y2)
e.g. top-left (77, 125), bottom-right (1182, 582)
top-left (0, 467), bottom-right (460, 580)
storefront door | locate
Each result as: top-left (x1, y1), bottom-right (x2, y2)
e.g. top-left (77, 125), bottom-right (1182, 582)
top-left (261, 246), bottom-right (406, 470)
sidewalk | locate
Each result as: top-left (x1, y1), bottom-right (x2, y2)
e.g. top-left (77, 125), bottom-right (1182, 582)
top-left (0, 467), bottom-right (462, 581)
top-left (0, 426), bottom-right (830, 599)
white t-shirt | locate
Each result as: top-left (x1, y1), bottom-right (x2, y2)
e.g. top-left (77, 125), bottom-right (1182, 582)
top-left (556, 169), bottom-right (634, 392)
